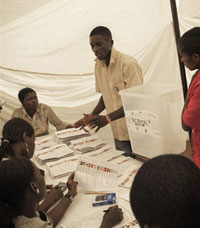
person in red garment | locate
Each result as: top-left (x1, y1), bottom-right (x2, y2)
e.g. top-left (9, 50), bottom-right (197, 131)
top-left (179, 27), bottom-right (200, 168)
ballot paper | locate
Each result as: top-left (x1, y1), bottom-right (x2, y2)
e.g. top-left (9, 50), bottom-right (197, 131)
top-left (71, 135), bottom-right (107, 154)
top-left (63, 207), bottom-right (139, 228)
top-left (109, 156), bottom-right (141, 177)
top-left (35, 135), bottom-right (57, 151)
top-left (54, 128), bottom-right (90, 145)
top-left (117, 167), bottom-right (139, 188)
top-left (46, 155), bottom-right (80, 178)
top-left (35, 144), bottom-right (74, 163)
top-left (75, 156), bottom-right (118, 192)
top-left (83, 144), bottom-right (124, 161)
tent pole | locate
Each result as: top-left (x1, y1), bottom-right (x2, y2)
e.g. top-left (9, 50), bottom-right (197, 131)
top-left (170, 0), bottom-right (192, 145)
top-left (169, 0), bottom-right (188, 100)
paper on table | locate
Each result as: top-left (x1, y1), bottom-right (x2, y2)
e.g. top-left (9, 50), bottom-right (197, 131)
top-left (63, 208), bottom-right (139, 228)
top-left (109, 156), bottom-right (141, 177)
top-left (46, 155), bottom-right (80, 178)
top-left (75, 156), bottom-right (118, 192)
top-left (35, 144), bottom-right (74, 163)
top-left (35, 135), bottom-right (57, 151)
top-left (83, 144), bottom-right (124, 161)
top-left (54, 128), bottom-right (90, 145)
top-left (118, 167), bottom-right (139, 188)
top-left (71, 135), bottom-right (107, 154)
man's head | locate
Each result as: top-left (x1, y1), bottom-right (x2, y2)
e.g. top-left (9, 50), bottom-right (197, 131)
top-left (18, 87), bottom-right (38, 112)
top-left (130, 154), bottom-right (200, 228)
top-left (89, 26), bottom-right (113, 61)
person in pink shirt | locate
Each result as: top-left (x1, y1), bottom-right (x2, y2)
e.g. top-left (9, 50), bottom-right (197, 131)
top-left (179, 27), bottom-right (200, 168)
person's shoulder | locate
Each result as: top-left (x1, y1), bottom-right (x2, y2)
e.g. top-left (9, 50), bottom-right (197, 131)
top-left (12, 107), bottom-right (23, 116)
top-left (39, 103), bottom-right (51, 110)
top-left (116, 49), bottom-right (139, 65)
top-left (13, 215), bottom-right (53, 228)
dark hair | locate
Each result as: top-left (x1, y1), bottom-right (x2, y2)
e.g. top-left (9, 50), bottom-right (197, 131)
top-left (18, 87), bottom-right (36, 103)
top-left (0, 157), bottom-right (34, 228)
top-left (0, 118), bottom-right (34, 160)
top-left (89, 26), bottom-right (112, 40)
top-left (130, 154), bottom-right (200, 228)
top-left (178, 27), bottom-right (200, 56)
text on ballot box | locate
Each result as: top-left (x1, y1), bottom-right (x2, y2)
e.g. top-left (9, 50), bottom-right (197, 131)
top-left (120, 83), bottom-right (186, 158)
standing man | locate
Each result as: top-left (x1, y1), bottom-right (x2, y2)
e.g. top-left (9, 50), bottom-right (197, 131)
top-left (74, 26), bottom-right (143, 157)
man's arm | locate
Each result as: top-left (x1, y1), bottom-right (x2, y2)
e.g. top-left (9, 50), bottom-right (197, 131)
top-left (46, 104), bottom-right (71, 130)
top-left (74, 96), bottom-right (105, 128)
top-left (89, 107), bottom-right (125, 132)
top-left (181, 97), bottom-right (192, 131)
top-left (91, 96), bottom-right (105, 115)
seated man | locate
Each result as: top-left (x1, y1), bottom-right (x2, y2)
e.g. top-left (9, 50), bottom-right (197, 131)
top-left (130, 154), bottom-right (200, 228)
top-left (12, 87), bottom-right (72, 136)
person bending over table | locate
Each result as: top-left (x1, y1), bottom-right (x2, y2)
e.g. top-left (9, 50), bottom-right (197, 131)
top-left (0, 158), bottom-right (76, 227)
top-left (74, 26), bottom-right (143, 158)
top-left (12, 87), bottom-right (73, 137)
top-left (0, 118), bottom-right (123, 227)
top-left (0, 158), bottom-right (123, 228)
top-left (130, 154), bottom-right (200, 228)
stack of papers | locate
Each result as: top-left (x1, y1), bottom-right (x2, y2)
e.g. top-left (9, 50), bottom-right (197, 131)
top-left (46, 155), bottom-right (80, 178)
top-left (35, 144), bottom-right (74, 163)
top-left (54, 128), bottom-right (90, 145)
top-left (71, 135), bottom-right (107, 154)
top-left (35, 135), bottom-right (57, 151)
top-left (46, 146), bottom-right (123, 178)
top-left (75, 156), bottom-right (118, 192)
top-left (109, 156), bottom-right (141, 177)
top-left (85, 144), bottom-right (124, 161)
top-left (118, 166), bottom-right (139, 188)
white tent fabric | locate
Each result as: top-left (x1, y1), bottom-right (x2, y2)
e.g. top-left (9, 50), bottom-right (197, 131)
top-left (0, 0), bottom-right (200, 139)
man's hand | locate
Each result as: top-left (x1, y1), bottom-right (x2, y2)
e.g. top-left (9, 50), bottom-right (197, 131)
top-left (67, 173), bottom-right (78, 198)
top-left (46, 185), bottom-right (64, 206)
top-left (74, 114), bottom-right (96, 128)
top-left (66, 124), bottom-right (74, 129)
top-left (89, 115), bottom-right (108, 132)
top-left (100, 205), bottom-right (123, 228)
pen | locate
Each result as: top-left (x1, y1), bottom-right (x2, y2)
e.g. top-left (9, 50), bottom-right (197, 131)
top-left (103, 209), bottom-right (109, 213)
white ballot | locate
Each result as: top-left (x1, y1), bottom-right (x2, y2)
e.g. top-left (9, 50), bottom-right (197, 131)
top-left (110, 156), bottom-right (141, 177)
top-left (35, 135), bottom-right (57, 151)
top-left (54, 128), bottom-right (90, 145)
top-left (35, 144), bottom-right (74, 163)
top-left (75, 156), bottom-right (118, 192)
top-left (83, 144), bottom-right (124, 161)
top-left (71, 135), bottom-right (107, 154)
top-left (118, 166), bottom-right (139, 188)
top-left (47, 155), bottom-right (80, 178)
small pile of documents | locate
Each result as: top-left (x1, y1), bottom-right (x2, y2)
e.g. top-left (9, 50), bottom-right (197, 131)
top-left (54, 128), bottom-right (90, 145)
top-left (35, 135), bottom-right (57, 151)
top-left (47, 155), bottom-right (80, 178)
top-left (35, 144), bottom-right (74, 163)
top-left (71, 135), bottom-right (107, 154)
top-left (74, 156), bottom-right (118, 192)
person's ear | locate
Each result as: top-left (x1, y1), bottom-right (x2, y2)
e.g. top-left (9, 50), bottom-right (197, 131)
top-left (110, 39), bottom-right (114, 47)
top-left (22, 132), bottom-right (28, 143)
top-left (30, 182), bottom-right (40, 195)
top-left (192, 53), bottom-right (200, 62)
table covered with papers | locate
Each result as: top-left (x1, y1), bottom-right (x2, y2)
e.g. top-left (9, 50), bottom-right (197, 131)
top-left (33, 128), bottom-right (142, 228)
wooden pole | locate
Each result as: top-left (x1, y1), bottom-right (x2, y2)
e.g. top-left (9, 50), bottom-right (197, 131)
top-left (170, 0), bottom-right (191, 143)
top-left (170, 0), bottom-right (188, 100)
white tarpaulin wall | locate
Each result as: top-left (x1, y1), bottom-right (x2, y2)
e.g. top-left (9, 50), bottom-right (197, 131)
top-left (0, 0), bottom-right (200, 138)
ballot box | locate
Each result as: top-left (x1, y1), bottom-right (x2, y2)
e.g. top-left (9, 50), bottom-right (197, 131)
top-left (120, 83), bottom-right (186, 158)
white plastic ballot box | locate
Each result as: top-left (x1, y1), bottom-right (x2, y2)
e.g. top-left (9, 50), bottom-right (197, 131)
top-left (120, 83), bottom-right (186, 158)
